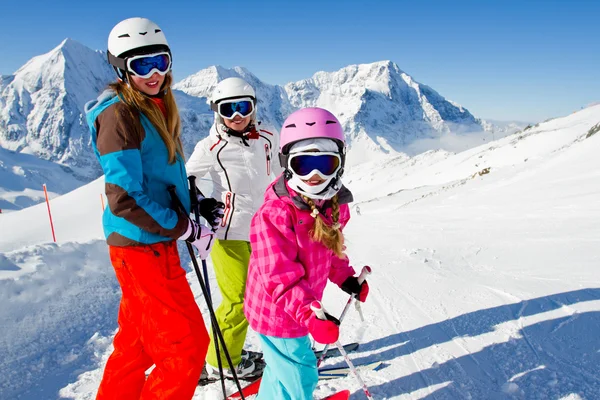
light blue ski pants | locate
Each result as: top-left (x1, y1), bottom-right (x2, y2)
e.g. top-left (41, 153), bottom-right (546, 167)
top-left (257, 334), bottom-right (318, 400)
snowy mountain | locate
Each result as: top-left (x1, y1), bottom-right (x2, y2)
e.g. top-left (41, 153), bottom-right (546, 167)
top-left (0, 39), bottom-right (114, 179)
top-left (173, 65), bottom-right (293, 133)
top-left (285, 61), bottom-right (486, 161)
top-left (0, 39), bottom-right (215, 174)
top-left (176, 61), bottom-right (520, 166)
top-left (0, 41), bottom-right (524, 209)
top-left (1, 103), bottom-right (598, 400)
top-left (0, 40), bottom-right (214, 208)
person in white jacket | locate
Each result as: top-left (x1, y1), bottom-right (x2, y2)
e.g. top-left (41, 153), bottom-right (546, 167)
top-left (186, 77), bottom-right (278, 379)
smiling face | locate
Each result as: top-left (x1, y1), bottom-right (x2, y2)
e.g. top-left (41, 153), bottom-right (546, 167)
top-left (302, 173), bottom-right (327, 186)
top-left (223, 114), bottom-right (252, 132)
top-left (129, 72), bottom-right (165, 96)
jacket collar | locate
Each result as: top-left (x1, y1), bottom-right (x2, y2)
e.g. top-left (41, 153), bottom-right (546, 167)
top-left (211, 123), bottom-right (260, 147)
top-left (272, 175), bottom-right (353, 211)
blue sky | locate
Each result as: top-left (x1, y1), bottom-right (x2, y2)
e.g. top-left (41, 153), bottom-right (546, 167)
top-left (1, 0), bottom-right (598, 122)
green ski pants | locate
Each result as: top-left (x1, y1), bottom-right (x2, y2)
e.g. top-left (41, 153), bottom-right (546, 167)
top-left (206, 239), bottom-right (251, 368)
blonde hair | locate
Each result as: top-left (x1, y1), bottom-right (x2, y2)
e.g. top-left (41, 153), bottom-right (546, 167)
top-left (109, 73), bottom-right (183, 164)
top-left (302, 195), bottom-right (345, 258)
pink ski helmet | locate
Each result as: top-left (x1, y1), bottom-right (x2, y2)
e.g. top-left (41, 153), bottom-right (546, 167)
top-left (279, 107), bottom-right (345, 155)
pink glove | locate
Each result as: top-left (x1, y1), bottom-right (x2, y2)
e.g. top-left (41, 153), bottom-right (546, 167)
top-left (308, 312), bottom-right (340, 344)
top-left (179, 218), bottom-right (215, 259)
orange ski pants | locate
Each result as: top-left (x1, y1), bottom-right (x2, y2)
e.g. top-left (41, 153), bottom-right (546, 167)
top-left (96, 241), bottom-right (209, 400)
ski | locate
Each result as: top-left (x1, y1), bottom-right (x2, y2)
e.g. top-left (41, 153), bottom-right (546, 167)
top-left (314, 342), bottom-right (359, 359)
top-left (216, 343), bottom-right (358, 390)
top-left (227, 377), bottom-right (261, 399)
top-left (318, 361), bottom-right (383, 380)
top-left (321, 389), bottom-right (351, 399)
top-left (199, 373), bottom-right (261, 387)
top-left (198, 358), bottom-right (266, 387)
top-left (228, 360), bottom-right (381, 398)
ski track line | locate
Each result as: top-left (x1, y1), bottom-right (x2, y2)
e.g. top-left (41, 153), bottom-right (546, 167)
top-left (406, 293), bottom-right (492, 398)
top-left (513, 300), bottom-right (600, 390)
top-left (482, 285), bottom-right (600, 388)
top-left (370, 284), bottom-right (436, 399)
top-left (384, 284), bottom-right (458, 399)
top-left (437, 302), bottom-right (497, 385)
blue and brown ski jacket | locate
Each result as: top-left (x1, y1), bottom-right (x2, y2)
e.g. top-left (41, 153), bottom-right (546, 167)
top-left (85, 90), bottom-right (191, 246)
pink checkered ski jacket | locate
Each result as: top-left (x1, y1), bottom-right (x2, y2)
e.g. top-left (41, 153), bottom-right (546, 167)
top-left (244, 175), bottom-right (356, 338)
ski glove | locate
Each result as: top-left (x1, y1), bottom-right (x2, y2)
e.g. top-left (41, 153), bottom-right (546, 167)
top-left (179, 218), bottom-right (215, 260)
top-left (308, 312), bottom-right (340, 345)
top-left (341, 275), bottom-right (369, 302)
top-left (197, 195), bottom-right (225, 229)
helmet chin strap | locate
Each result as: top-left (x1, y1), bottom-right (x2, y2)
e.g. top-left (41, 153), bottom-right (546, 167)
top-left (217, 120), bottom-right (259, 146)
top-left (287, 173), bottom-right (342, 200)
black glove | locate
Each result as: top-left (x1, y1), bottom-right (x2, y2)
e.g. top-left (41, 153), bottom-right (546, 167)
top-left (340, 275), bottom-right (369, 302)
top-left (197, 196), bottom-right (225, 229)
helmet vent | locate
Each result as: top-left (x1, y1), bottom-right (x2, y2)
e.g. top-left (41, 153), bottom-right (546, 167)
top-left (155, 29), bottom-right (162, 33)
top-left (306, 122), bottom-right (316, 126)
top-left (285, 123), bottom-right (297, 128)
top-left (325, 120), bottom-right (337, 124)
top-left (118, 34), bottom-right (130, 38)
top-left (139, 31), bottom-right (148, 35)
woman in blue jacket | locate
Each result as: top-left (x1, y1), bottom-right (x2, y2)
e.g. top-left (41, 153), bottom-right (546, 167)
top-left (86, 17), bottom-right (219, 400)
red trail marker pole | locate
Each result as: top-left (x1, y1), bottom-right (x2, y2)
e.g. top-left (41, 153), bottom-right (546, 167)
top-left (43, 184), bottom-right (56, 243)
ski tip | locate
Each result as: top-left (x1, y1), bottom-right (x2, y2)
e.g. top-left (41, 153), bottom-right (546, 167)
top-left (321, 389), bottom-right (351, 400)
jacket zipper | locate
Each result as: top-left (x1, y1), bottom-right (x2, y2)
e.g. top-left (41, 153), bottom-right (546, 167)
top-left (264, 143), bottom-right (271, 176)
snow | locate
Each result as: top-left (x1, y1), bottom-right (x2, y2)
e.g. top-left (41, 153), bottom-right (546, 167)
top-left (0, 146), bottom-right (87, 212)
top-left (1, 104), bottom-right (599, 399)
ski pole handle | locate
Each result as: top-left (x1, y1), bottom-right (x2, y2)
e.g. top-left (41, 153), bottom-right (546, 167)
top-left (354, 266), bottom-right (371, 322)
top-left (187, 176), bottom-right (200, 224)
top-left (317, 266), bottom-right (372, 366)
top-left (310, 300), bottom-right (327, 320)
top-left (339, 265), bottom-right (371, 321)
top-left (357, 265), bottom-right (372, 285)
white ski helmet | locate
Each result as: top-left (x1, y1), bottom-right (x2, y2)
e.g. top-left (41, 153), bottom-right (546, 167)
top-left (211, 77), bottom-right (256, 104)
top-left (210, 77), bottom-right (257, 127)
top-left (107, 17), bottom-right (171, 77)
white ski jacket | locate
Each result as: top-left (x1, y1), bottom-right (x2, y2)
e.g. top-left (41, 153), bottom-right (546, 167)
top-left (186, 124), bottom-right (280, 241)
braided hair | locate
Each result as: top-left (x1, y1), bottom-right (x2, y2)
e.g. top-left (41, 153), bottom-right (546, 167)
top-left (301, 195), bottom-right (345, 258)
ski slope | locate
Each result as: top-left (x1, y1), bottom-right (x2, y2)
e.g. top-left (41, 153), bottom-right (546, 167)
top-left (1, 105), bottom-right (599, 399)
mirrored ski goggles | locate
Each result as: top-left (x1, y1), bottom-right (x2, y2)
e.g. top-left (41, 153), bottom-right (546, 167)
top-left (288, 152), bottom-right (342, 178)
top-left (126, 52), bottom-right (172, 79)
top-left (214, 98), bottom-right (255, 119)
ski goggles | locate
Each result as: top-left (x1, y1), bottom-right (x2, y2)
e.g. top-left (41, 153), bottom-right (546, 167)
top-left (126, 52), bottom-right (172, 79)
top-left (288, 152), bottom-right (342, 178)
top-left (213, 97), bottom-right (255, 119)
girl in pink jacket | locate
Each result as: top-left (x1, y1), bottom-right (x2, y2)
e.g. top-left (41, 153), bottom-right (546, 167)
top-left (245, 107), bottom-right (370, 399)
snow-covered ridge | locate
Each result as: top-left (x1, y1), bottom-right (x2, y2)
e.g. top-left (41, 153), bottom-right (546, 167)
top-left (173, 65), bottom-right (293, 132)
top-left (348, 103), bottom-right (600, 203)
top-left (0, 40), bottom-right (523, 209)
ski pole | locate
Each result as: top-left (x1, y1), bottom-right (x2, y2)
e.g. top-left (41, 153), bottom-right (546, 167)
top-left (317, 265), bottom-right (371, 366)
top-left (188, 176), bottom-right (213, 299)
top-left (311, 301), bottom-right (375, 400)
top-left (168, 186), bottom-right (245, 400)
top-left (187, 177), bottom-right (227, 397)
